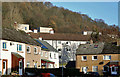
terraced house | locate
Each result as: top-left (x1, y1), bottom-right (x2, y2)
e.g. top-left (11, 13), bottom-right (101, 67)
top-left (76, 42), bottom-right (120, 75)
top-left (36, 40), bottom-right (59, 68)
top-left (29, 32), bottom-right (91, 64)
top-left (0, 28), bottom-right (42, 75)
top-left (0, 28), bottom-right (60, 75)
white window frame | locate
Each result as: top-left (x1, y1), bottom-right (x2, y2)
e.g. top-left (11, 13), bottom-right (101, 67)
top-left (34, 47), bottom-right (38, 54)
top-left (41, 51), bottom-right (43, 56)
top-left (103, 66), bottom-right (109, 72)
top-left (54, 53), bottom-right (56, 59)
top-left (92, 55), bottom-right (98, 60)
top-left (25, 27), bottom-right (27, 30)
top-left (103, 55), bottom-right (111, 60)
top-left (3, 42), bottom-right (7, 49)
top-left (27, 46), bottom-right (31, 53)
top-left (26, 62), bottom-right (30, 67)
top-left (17, 44), bottom-right (22, 51)
top-left (58, 41), bottom-right (61, 44)
top-left (34, 62), bottom-right (37, 68)
top-left (45, 52), bottom-right (47, 57)
top-left (81, 56), bottom-right (87, 61)
top-left (92, 66), bottom-right (98, 72)
top-left (50, 53), bottom-right (52, 59)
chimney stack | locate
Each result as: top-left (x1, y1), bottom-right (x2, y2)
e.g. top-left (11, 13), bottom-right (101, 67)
top-left (39, 37), bottom-right (42, 40)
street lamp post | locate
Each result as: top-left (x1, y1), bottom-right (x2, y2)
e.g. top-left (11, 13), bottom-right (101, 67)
top-left (62, 43), bottom-right (67, 77)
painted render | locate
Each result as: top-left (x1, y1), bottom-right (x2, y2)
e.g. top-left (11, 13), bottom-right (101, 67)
top-left (0, 40), bottom-right (25, 75)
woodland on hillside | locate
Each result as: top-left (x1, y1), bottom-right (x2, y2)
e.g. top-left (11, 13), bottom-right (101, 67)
top-left (2, 2), bottom-right (120, 35)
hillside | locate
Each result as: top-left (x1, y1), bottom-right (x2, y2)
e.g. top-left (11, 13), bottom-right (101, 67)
top-left (2, 2), bottom-right (119, 35)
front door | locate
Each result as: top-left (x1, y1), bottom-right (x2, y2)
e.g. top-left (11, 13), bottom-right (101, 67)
top-left (3, 61), bottom-right (7, 75)
top-left (19, 60), bottom-right (23, 75)
top-left (111, 66), bottom-right (117, 75)
top-left (82, 67), bottom-right (87, 74)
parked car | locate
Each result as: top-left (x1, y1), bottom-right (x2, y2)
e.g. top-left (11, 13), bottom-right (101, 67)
top-left (41, 73), bottom-right (55, 77)
top-left (86, 72), bottom-right (100, 77)
top-left (24, 72), bottom-right (36, 76)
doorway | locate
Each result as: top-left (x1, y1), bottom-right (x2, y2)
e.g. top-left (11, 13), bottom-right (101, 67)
top-left (2, 60), bottom-right (7, 75)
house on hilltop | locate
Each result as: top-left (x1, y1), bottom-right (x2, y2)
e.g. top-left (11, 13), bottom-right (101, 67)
top-left (13, 22), bottom-right (32, 33)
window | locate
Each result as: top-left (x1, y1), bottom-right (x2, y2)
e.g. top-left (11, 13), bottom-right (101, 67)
top-left (41, 51), bottom-right (43, 56)
top-left (3, 42), bottom-right (7, 49)
top-left (25, 27), bottom-right (27, 30)
top-left (66, 42), bottom-right (68, 44)
top-left (45, 52), bottom-right (47, 57)
top-left (103, 55), bottom-right (111, 60)
top-left (34, 47), bottom-right (38, 54)
top-left (66, 48), bottom-right (69, 51)
top-left (82, 56), bottom-right (87, 61)
top-left (92, 66), bottom-right (98, 72)
top-left (68, 49), bottom-right (71, 51)
top-left (59, 56), bottom-right (61, 59)
top-left (54, 53), bottom-right (56, 59)
top-left (34, 62), bottom-right (37, 68)
top-left (50, 53), bottom-right (52, 59)
top-left (27, 46), bottom-right (30, 53)
top-left (92, 56), bottom-right (97, 60)
top-left (103, 66), bottom-right (109, 71)
top-left (58, 49), bottom-right (61, 51)
top-left (27, 62), bottom-right (30, 67)
top-left (17, 44), bottom-right (22, 51)
top-left (82, 67), bottom-right (88, 73)
top-left (111, 67), bottom-right (118, 72)
top-left (58, 41), bottom-right (61, 44)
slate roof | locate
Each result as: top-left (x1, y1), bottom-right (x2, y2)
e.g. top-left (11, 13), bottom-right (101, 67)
top-left (29, 33), bottom-right (91, 41)
top-left (1, 28), bottom-right (41, 46)
top-left (102, 43), bottom-right (120, 54)
top-left (76, 42), bottom-right (120, 55)
top-left (36, 39), bottom-right (57, 52)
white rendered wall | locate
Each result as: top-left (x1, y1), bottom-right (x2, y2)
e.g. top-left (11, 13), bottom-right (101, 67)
top-left (17, 24), bottom-right (31, 33)
top-left (0, 40), bottom-right (25, 75)
top-left (48, 52), bottom-right (59, 68)
top-left (0, 40), bottom-right (2, 74)
top-left (44, 40), bottom-right (88, 50)
top-left (40, 27), bottom-right (53, 33)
